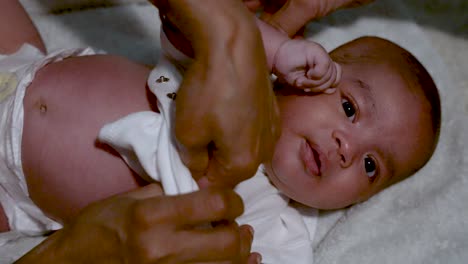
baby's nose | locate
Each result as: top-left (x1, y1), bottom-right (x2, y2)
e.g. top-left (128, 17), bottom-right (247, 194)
top-left (332, 130), bottom-right (356, 168)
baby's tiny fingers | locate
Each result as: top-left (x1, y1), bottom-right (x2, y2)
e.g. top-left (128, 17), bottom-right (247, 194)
top-left (305, 63), bottom-right (334, 86)
top-left (332, 62), bottom-right (342, 87)
top-left (296, 77), bottom-right (327, 91)
top-left (304, 64), bottom-right (333, 87)
top-left (306, 57), bottom-right (331, 80)
top-left (306, 68), bottom-right (339, 92)
top-left (316, 62), bottom-right (338, 89)
top-left (324, 88), bottom-right (336, 94)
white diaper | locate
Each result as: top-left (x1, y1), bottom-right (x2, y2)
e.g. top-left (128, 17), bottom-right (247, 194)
top-left (0, 44), bottom-right (98, 245)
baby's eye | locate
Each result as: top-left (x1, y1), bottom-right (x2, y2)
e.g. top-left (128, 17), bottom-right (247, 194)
top-left (341, 98), bottom-right (356, 121)
top-left (364, 156), bottom-right (377, 182)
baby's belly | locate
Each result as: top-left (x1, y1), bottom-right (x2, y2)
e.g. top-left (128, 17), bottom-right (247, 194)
top-left (21, 54), bottom-right (158, 224)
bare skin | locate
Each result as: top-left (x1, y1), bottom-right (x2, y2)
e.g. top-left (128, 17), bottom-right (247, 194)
top-left (154, 0), bottom-right (280, 189)
top-left (0, 0), bottom-right (374, 234)
top-left (248, 0), bottom-right (375, 37)
top-left (0, 0), bottom-right (267, 262)
top-left (21, 54), bottom-right (157, 224)
top-left (0, 1), bottom-right (265, 261)
top-left (0, 0), bottom-right (45, 54)
top-left (1, 0), bottom-right (377, 262)
top-left (16, 185), bottom-right (255, 264)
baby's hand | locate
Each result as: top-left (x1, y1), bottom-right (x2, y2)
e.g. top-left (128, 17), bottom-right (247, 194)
top-left (273, 38), bottom-right (341, 93)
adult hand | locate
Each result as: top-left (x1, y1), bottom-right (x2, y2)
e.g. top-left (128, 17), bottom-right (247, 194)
top-left (151, 0), bottom-right (280, 188)
top-left (16, 185), bottom-right (258, 263)
top-left (245, 0), bottom-right (375, 36)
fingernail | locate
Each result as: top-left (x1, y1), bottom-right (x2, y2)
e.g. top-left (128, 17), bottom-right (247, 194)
top-left (196, 177), bottom-right (210, 189)
top-left (246, 225), bottom-right (254, 237)
top-left (304, 88), bottom-right (312, 92)
top-left (325, 88), bottom-right (336, 94)
top-left (256, 253), bottom-right (262, 264)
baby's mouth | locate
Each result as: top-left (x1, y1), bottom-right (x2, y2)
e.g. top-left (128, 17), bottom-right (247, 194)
top-left (300, 139), bottom-right (322, 176)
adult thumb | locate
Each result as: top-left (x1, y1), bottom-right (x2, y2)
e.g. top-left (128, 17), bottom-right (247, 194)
top-left (263, 1), bottom-right (311, 37)
top-left (177, 143), bottom-right (210, 182)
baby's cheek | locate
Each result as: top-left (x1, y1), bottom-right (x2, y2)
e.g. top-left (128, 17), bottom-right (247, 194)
top-left (271, 140), bottom-right (296, 174)
top-left (339, 169), bottom-right (372, 202)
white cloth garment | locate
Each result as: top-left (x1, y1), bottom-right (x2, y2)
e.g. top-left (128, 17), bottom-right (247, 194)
top-left (0, 44), bottom-right (98, 246)
top-left (98, 30), bottom-right (318, 264)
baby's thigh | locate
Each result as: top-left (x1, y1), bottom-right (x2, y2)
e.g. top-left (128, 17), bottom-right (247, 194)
top-left (21, 55), bottom-right (155, 224)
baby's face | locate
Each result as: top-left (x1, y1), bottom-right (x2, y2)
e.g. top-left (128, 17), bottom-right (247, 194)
top-left (265, 62), bottom-right (434, 209)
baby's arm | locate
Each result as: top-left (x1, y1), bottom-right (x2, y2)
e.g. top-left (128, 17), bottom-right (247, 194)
top-left (256, 17), bottom-right (341, 92)
top-left (0, 0), bottom-right (46, 54)
top-left (161, 10), bottom-right (340, 92)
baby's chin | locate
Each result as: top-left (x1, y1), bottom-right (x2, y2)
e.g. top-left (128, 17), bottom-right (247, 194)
top-left (262, 163), bottom-right (287, 192)
top-left (262, 163), bottom-right (307, 203)
top-left (261, 163), bottom-right (277, 186)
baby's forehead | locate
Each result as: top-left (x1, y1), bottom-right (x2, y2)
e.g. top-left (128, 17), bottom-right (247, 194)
top-left (343, 59), bottom-right (411, 89)
top-left (337, 41), bottom-right (422, 86)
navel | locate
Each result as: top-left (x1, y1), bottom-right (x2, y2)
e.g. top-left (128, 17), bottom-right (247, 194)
top-left (33, 97), bottom-right (48, 115)
top-left (40, 104), bottom-right (47, 113)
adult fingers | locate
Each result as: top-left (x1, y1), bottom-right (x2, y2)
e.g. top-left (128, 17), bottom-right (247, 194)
top-left (176, 224), bottom-right (255, 263)
top-left (263, 1), bottom-right (311, 36)
top-left (243, 0), bottom-right (263, 12)
top-left (136, 187), bottom-right (244, 226)
top-left (119, 188), bottom-right (247, 264)
top-left (263, 0), bottom-right (375, 37)
top-left (241, 227), bottom-right (263, 264)
top-left (248, 253), bottom-right (262, 264)
top-left (124, 183), bottom-right (164, 199)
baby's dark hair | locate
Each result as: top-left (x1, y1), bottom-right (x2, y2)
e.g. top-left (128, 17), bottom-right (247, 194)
top-left (331, 36), bottom-right (441, 178)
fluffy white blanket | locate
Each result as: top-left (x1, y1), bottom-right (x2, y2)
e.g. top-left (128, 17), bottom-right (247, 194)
top-left (308, 2), bottom-right (468, 263)
top-left (1, 0), bottom-right (467, 263)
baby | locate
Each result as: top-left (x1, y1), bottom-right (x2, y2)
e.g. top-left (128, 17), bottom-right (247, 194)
top-left (154, 14), bottom-right (441, 211)
top-left (96, 16), bottom-right (441, 262)
top-left (0, 0), bottom-right (339, 235)
top-left (0, 0), bottom-right (440, 262)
